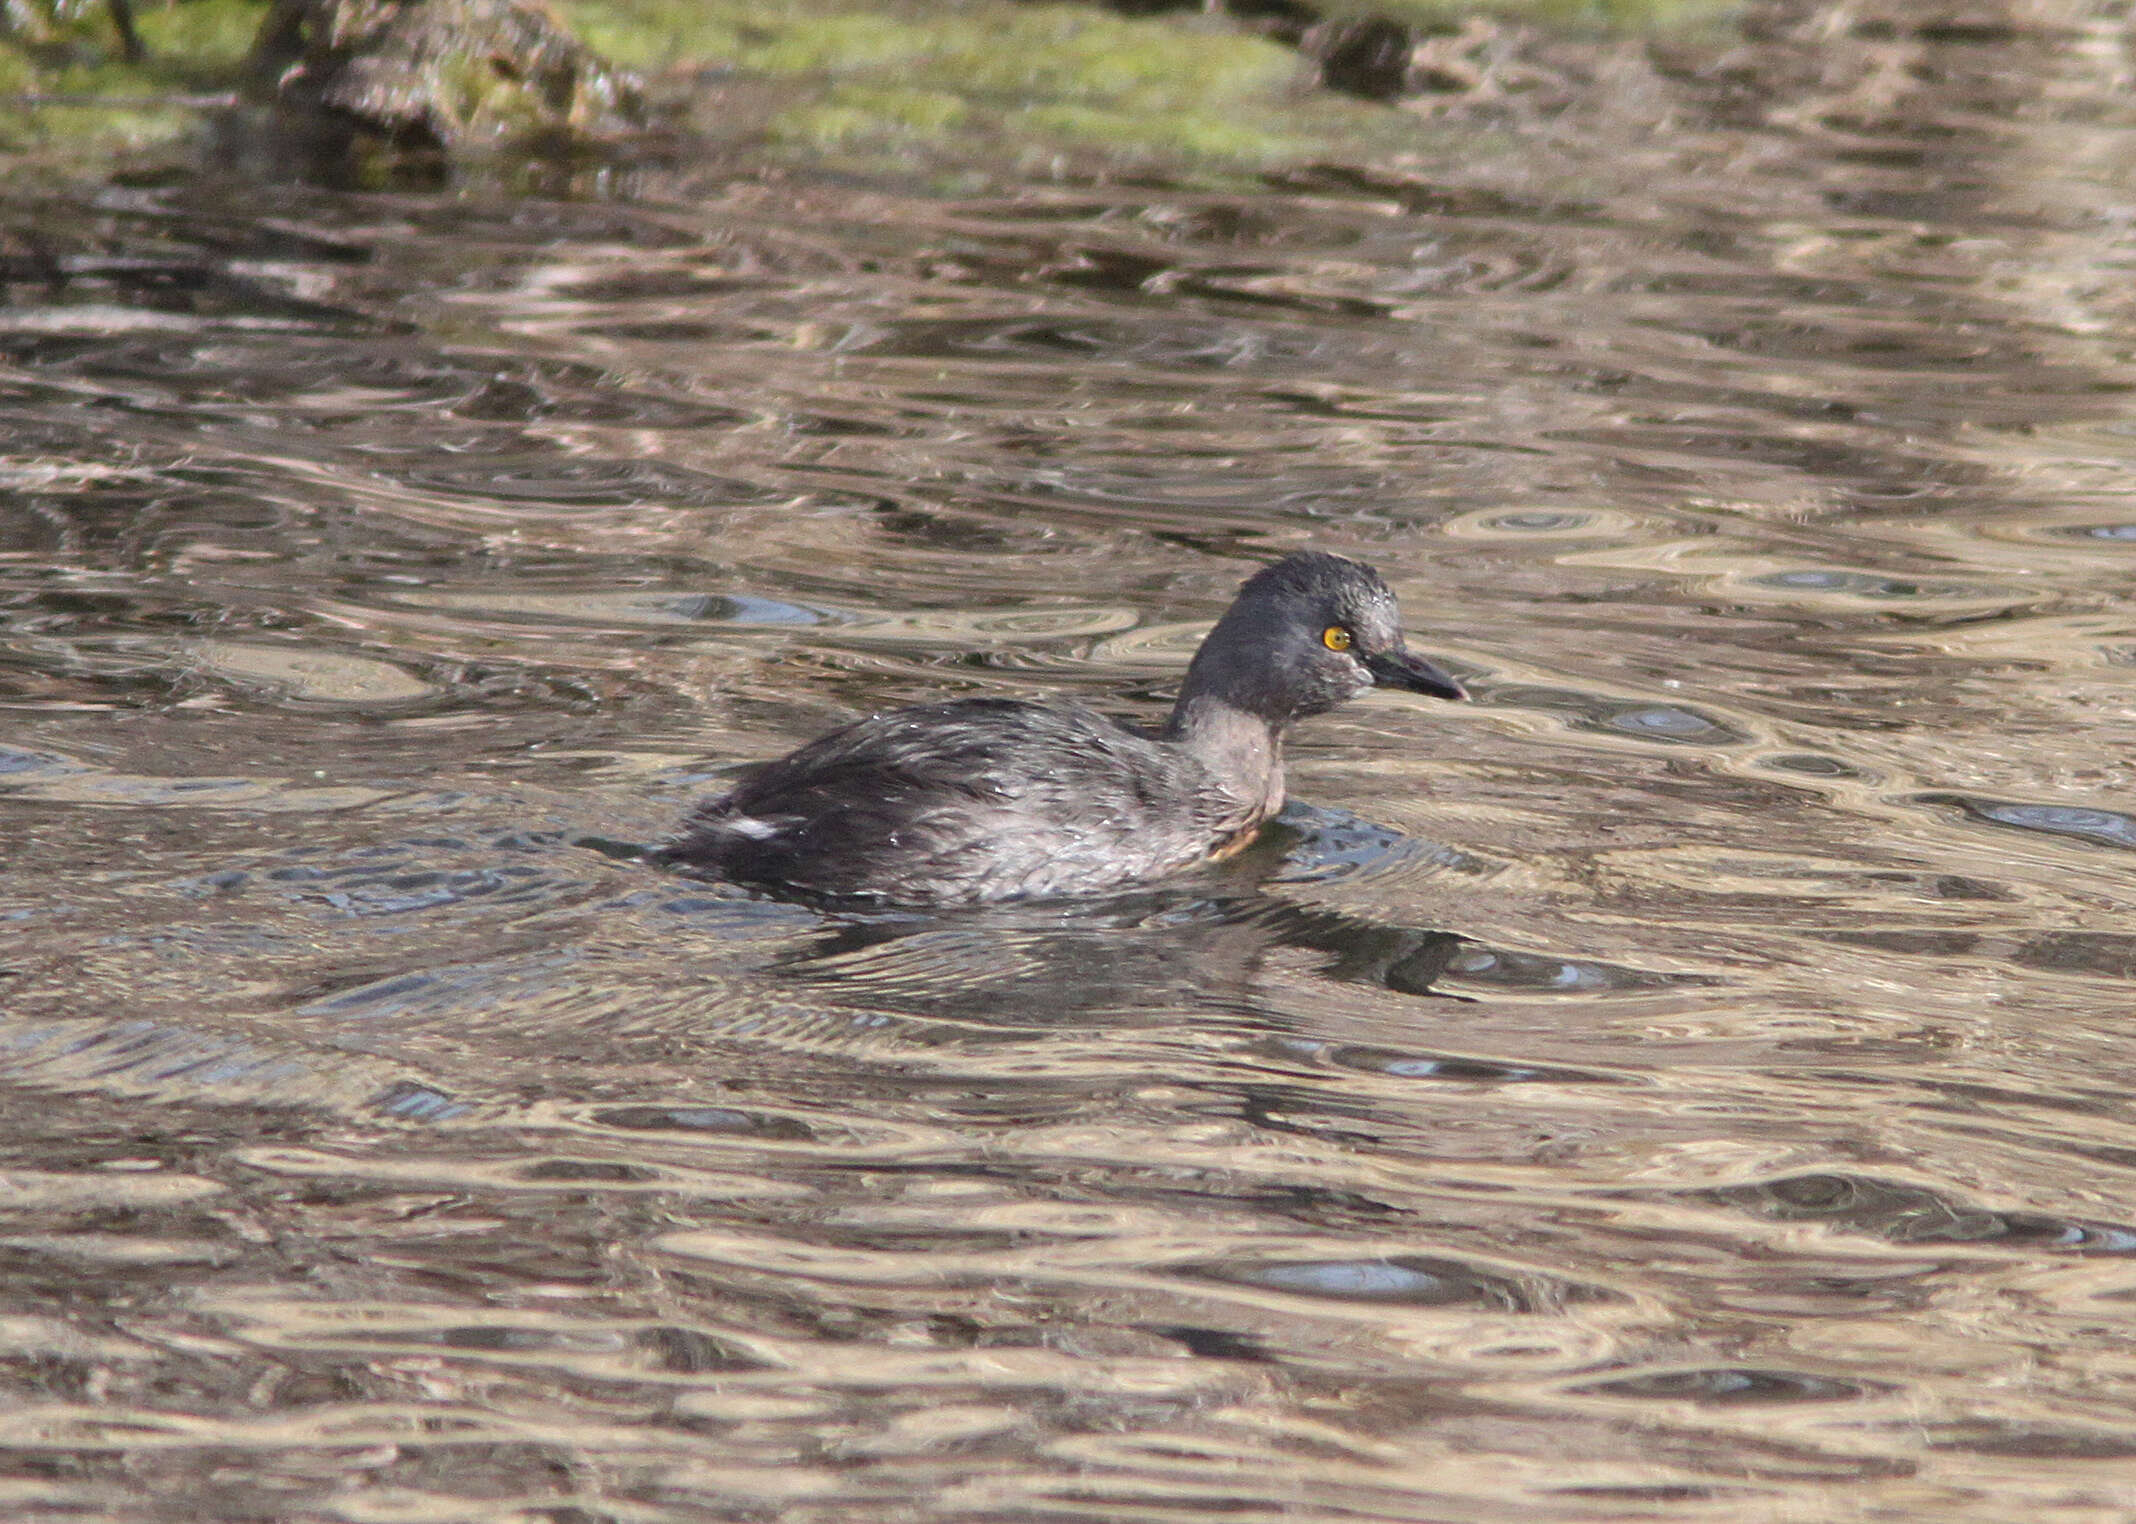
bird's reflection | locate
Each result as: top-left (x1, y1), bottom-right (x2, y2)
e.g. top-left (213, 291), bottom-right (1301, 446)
top-left (766, 887), bottom-right (1472, 1023)
top-left (740, 802), bottom-right (1698, 1034)
top-left (756, 808), bottom-right (1484, 1027)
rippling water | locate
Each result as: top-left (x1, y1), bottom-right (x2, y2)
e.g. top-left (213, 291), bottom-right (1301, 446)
top-left (9, 10), bottom-right (2136, 1520)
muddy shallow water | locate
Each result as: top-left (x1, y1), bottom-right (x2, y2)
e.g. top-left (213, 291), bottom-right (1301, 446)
top-left (8, 7), bottom-right (2136, 1521)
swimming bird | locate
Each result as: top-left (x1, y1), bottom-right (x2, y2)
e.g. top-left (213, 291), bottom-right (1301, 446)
top-left (654, 551), bottom-right (1465, 905)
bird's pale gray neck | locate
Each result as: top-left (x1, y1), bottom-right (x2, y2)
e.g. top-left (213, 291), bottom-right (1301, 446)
top-left (1163, 694), bottom-right (1286, 818)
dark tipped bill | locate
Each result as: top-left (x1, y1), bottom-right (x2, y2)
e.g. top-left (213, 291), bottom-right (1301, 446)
top-left (1365, 647), bottom-right (1467, 701)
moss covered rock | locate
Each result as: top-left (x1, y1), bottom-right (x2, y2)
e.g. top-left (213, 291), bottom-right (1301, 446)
top-left (246, 0), bottom-right (643, 177)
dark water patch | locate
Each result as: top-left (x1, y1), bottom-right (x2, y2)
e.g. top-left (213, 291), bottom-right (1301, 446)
top-left (453, 371), bottom-right (753, 430)
top-left (516, 1159), bottom-right (662, 1184)
top-left (0, 261), bottom-right (376, 331)
top-left (393, 588), bottom-right (828, 639)
top-left (590, 317), bottom-right (792, 344)
top-left (376, 1323), bottom-right (624, 1354)
top-left (1817, 928), bottom-right (1981, 957)
top-left (1442, 945), bottom-right (1702, 996)
top-left (1684, 1174), bottom-right (2136, 1255)
top-left (0, 407), bottom-right (150, 468)
top-left (1287, 920), bottom-right (1470, 997)
top-left (1688, 319), bottom-right (2002, 373)
top-left (167, 869), bottom-right (250, 898)
top-left (549, 267), bottom-right (781, 302)
top-left (760, 906), bottom-right (1278, 1027)
top-left (1918, 875), bottom-right (2012, 901)
top-left (15, 213), bottom-right (372, 269)
top-left (1267, 802), bottom-right (1486, 885)
top-left (637, 1325), bottom-right (765, 1373)
top-left (1555, 413), bottom-right (1975, 493)
top-left (305, 971), bottom-right (438, 1013)
top-left (1251, 907), bottom-right (1687, 1003)
top-left (1749, 568), bottom-right (1996, 601)
top-left (1907, 1076), bottom-right (2131, 1123)
top-left (639, 888), bottom-right (853, 940)
top-left (830, 313), bottom-right (1355, 373)
top-left (409, 200), bottom-right (704, 250)
top-left (1927, 1425), bottom-right (2136, 1460)
top-left (371, 1082), bottom-right (472, 1122)
top-left (0, 747), bottom-right (77, 782)
top-left (1622, 270), bottom-right (1881, 305)
top-left (385, 456), bottom-right (787, 509)
top-left (286, 865), bottom-right (562, 917)
top-left (787, 410), bottom-right (908, 440)
top-left (2012, 934), bottom-right (2136, 982)
top-left (870, 502), bottom-right (1038, 554)
top-left (1266, 165), bottom-right (1604, 225)
top-left (1547, 1486), bottom-right (1742, 1503)
top-left (1168, 269), bottom-right (1401, 319)
top-left (1189, 1254), bottom-right (1618, 1311)
top-left (1570, 1367), bottom-right (1890, 1404)
top-left (1493, 686), bottom-right (1750, 747)
top-left (53, 1021), bottom-right (305, 1087)
top-left (0, 1012), bottom-right (470, 1122)
top-left (49, 338), bottom-right (477, 405)
top-left (1486, 511), bottom-right (1596, 532)
top-left (1915, 794), bottom-right (2136, 852)
top-left (591, 1106), bottom-right (818, 1142)
top-left (1147, 1324), bottom-right (1275, 1363)
top-left (1041, 244), bottom-right (1183, 294)
top-left (1759, 752), bottom-right (1866, 779)
top-left (7, 587), bottom-right (152, 623)
top-left (294, 950), bottom-right (578, 1024)
top-left (1256, 386), bottom-right (1522, 433)
top-left (1256, 1035), bottom-right (1624, 1088)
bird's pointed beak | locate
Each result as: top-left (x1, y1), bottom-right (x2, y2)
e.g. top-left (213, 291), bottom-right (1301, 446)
top-left (1365, 647), bottom-right (1467, 702)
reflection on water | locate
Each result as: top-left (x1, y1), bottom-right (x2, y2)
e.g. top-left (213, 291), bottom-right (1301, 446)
top-left (9, 11), bottom-right (2136, 1520)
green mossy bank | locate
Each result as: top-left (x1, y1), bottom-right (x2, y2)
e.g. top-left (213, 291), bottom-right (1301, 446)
top-left (0, 0), bottom-right (1736, 184)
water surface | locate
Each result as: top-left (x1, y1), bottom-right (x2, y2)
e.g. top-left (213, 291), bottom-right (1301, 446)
top-left (7, 11), bottom-right (2136, 1520)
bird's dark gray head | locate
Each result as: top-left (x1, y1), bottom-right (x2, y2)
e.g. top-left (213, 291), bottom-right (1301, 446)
top-left (1172, 551), bottom-right (1465, 728)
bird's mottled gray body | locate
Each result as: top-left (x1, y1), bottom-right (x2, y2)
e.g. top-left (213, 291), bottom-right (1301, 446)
top-left (666, 698), bottom-right (1264, 904)
top-left (656, 552), bottom-right (1465, 906)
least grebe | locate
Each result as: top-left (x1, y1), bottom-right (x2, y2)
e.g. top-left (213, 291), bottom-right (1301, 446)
top-left (655, 552), bottom-right (1465, 905)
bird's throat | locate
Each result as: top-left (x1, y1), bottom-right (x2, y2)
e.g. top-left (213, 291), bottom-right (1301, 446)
top-left (1165, 695), bottom-right (1286, 822)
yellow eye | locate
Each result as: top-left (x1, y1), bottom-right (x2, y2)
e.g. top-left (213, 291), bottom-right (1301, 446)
top-left (1322, 625), bottom-right (1353, 652)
